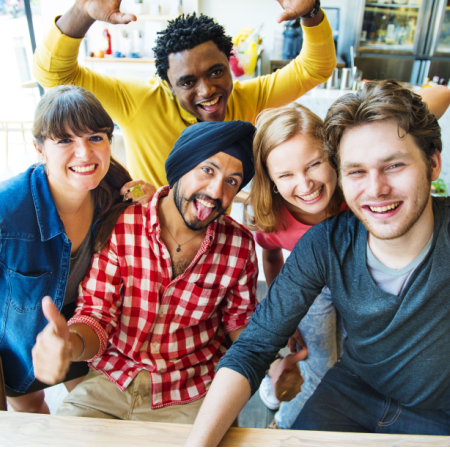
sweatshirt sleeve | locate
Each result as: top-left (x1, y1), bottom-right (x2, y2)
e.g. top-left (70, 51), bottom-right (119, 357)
top-left (216, 223), bottom-right (329, 395)
top-left (229, 13), bottom-right (336, 122)
top-left (32, 18), bottom-right (157, 127)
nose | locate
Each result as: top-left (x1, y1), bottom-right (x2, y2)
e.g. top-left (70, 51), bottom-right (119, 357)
top-left (206, 176), bottom-right (224, 202)
top-left (367, 170), bottom-right (391, 198)
top-left (74, 140), bottom-right (94, 161)
top-left (197, 78), bottom-right (216, 99)
top-left (295, 174), bottom-right (314, 195)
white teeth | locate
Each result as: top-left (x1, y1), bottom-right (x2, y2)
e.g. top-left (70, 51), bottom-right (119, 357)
top-left (200, 97), bottom-right (219, 107)
top-left (71, 164), bottom-right (96, 173)
top-left (368, 202), bottom-right (400, 213)
top-left (298, 186), bottom-right (323, 202)
top-left (197, 198), bottom-right (215, 208)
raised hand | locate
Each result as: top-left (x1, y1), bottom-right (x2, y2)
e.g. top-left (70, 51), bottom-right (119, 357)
top-left (287, 328), bottom-right (307, 353)
top-left (32, 297), bottom-right (73, 385)
top-left (275, 0), bottom-right (316, 23)
top-left (76, 0), bottom-right (136, 25)
top-left (271, 347), bottom-right (309, 402)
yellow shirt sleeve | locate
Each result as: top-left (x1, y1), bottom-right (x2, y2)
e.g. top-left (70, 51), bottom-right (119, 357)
top-left (226, 13), bottom-right (336, 123)
top-left (32, 18), bottom-right (157, 128)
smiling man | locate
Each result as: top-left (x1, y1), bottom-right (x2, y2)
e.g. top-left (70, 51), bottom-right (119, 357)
top-left (31, 120), bottom-right (258, 424)
top-left (184, 80), bottom-right (450, 445)
top-left (32, 0), bottom-right (335, 187)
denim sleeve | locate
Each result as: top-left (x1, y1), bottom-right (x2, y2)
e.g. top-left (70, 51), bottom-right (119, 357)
top-left (216, 223), bottom-right (329, 395)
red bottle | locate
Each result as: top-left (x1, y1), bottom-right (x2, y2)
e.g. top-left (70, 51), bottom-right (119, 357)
top-left (103, 29), bottom-right (112, 55)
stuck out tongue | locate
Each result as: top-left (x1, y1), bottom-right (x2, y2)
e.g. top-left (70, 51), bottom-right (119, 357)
top-left (196, 200), bottom-right (214, 221)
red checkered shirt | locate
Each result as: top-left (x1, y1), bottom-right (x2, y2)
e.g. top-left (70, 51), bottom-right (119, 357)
top-left (68, 186), bottom-right (258, 408)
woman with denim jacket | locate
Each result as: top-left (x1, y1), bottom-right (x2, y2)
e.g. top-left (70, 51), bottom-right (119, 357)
top-left (0, 85), bottom-right (154, 414)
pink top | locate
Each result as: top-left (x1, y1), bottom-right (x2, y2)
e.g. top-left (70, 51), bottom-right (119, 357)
top-left (255, 203), bottom-right (349, 252)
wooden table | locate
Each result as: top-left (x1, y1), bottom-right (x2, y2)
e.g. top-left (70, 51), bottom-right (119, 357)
top-left (0, 412), bottom-right (448, 447)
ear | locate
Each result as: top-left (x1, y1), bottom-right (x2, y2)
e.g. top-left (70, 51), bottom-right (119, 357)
top-left (33, 140), bottom-right (46, 164)
top-left (430, 149), bottom-right (442, 181)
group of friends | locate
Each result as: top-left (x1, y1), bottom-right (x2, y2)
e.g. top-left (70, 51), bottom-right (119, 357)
top-left (1, 0), bottom-right (450, 445)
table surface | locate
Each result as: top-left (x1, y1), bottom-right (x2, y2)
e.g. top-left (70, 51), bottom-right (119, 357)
top-left (1, 412), bottom-right (449, 447)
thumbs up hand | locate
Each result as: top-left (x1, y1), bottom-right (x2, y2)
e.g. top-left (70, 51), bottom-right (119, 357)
top-left (32, 297), bottom-right (73, 385)
top-left (271, 347), bottom-right (309, 402)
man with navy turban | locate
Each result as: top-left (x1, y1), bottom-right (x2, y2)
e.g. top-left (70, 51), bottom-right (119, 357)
top-left (33, 120), bottom-right (260, 425)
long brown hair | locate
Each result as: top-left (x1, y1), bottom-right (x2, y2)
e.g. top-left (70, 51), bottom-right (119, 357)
top-left (32, 85), bottom-right (132, 253)
top-left (246, 103), bottom-right (344, 234)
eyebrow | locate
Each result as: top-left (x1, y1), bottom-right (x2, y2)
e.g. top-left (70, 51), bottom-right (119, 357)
top-left (341, 151), bottom-right (411, 171)
top-left (176, 64), bottom-right (226, 85)
top-left (205, 160), bottom-right (243, 179)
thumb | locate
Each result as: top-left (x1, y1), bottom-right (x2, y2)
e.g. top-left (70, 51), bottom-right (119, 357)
top-left (284, 347), bottom-right (309, 366)
top-left (42, 296), bottom-right (70, 341)
top-left (108, 11), bottom-right (136, 24)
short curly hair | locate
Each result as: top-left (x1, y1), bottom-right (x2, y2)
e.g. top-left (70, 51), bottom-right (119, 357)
top-left (153, 13), bottom-right (233, 82)
top-left (322, 79), bottom-right (442, 172)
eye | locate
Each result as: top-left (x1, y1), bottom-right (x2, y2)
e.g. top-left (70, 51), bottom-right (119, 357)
top-left (202, 167), bottom-right (213, 175)
top-left (211, 69), bottom-right (223, 77)
top-left (308, 161), bottom-right (321, 170)
top-left (226, 178), bottom-right (238, 186)
top-left (90, 135), bottom-right (103, 142)
top-left (279, 173), bottom-right (293, 179)
top-left (386, 163), bottom-right (404, 171)
top-left (181, 80), bottom-right (194, 88)
top-left (57, 139), bottom-right (72, 145)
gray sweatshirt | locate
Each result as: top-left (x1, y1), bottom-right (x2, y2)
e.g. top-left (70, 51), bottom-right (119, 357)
top-left (218, 197), bottom-right (450, 410)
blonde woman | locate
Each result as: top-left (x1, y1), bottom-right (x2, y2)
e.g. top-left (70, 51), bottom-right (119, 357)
top-left (248, 103), bottom-right (346, 429)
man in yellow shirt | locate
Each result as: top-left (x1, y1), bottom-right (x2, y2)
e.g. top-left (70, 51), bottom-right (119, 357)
top-left (33, 0), bottom-right (336, 187)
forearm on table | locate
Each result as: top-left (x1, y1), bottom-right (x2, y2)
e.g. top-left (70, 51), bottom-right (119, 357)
top-left (185, 368), bottom-right (251, 447)
top-left (262, 248), bottom-right (284, 287)
top-left (68, 322), bottom-right (101, 361)
top-left (57, 3), bottom-right (95, 38)
top-left (418, 85), bottom-right (450, 120)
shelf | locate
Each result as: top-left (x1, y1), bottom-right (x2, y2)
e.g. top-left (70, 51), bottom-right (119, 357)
top-left (365, 6), bottom-right (419, 15)
top-left (365, 2), bottom-right (421, 8)
top-left (84, 56), bottom-right (155, 64)
top-left (135, 14), bottom-right (176, 22)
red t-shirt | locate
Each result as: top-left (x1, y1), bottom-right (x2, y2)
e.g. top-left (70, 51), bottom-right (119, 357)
top-left (255, 203), bottom-right (349, 252)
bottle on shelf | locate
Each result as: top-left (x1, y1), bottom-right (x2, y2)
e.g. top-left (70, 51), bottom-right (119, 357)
top-left (103, 29), bottom-right (112, 55)
top-left (385, 14), bottom-right (397, 44)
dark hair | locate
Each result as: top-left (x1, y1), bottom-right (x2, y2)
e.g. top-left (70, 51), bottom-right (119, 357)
top-left (153, 13), bottom-right (233, 82)
top-left (322, 79), bottom-right (442, 172)
top-left (32, 85), bottom-right (132, 253)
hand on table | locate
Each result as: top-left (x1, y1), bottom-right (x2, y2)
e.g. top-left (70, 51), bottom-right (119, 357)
top-left (75, 0), bottom-right (137, 25)
top-left (275, 0), bottom-right (317, 23)
top-left (120, 180), bottom-right (156, 205)
top-left (32, 297), bottom-right (74, 385)
top-left (271, 348), bottom-right (308, 402)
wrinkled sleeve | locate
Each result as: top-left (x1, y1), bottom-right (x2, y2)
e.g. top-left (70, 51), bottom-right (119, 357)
top-left (220, 236), bottom-right (258, 333)
top-left (231, 13), bottom-right (336, 122)
top-left (254, 230), bottom-right (279, 251)
top-left (216, 223), bottom-right (328, 395)
top-left (32, 18), bottom-right (155, 126)
top-left (67, 231), bottom-right (123, 361)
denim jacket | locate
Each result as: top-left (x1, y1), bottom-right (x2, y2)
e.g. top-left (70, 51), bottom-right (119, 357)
top-left (0, 164), bottom-right (97, 393)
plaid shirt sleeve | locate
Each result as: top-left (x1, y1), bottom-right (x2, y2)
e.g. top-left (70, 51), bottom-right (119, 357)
top-left (68, 230), bottom-right (124, 360)
top-left (220, 236), bottom-right (258, 333)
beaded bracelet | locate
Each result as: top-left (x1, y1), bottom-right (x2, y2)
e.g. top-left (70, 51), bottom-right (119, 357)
top-left (301, 0), bottom-right (321, 20)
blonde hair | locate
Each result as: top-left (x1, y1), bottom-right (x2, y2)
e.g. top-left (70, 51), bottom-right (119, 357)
top-left (246, 103), bottom-right (343, 233)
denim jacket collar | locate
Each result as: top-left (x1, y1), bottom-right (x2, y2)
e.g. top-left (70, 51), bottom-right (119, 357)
top-left (30, 164), bottom-right (66, 242)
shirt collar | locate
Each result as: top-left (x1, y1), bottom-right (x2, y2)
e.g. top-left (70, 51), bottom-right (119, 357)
top-left (149, 185), bottom-right (216, 247)
top-left (175, 96), bottom-right (199, 126)
top-left (30, 164), bottom-right (66, 242)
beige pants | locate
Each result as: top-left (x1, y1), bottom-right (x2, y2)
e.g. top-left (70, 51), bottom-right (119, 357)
top-left (56, 369), bottom-right (204, 424)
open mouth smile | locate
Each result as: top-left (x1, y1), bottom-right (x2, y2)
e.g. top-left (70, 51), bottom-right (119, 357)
top-left (69, 164), bottom-right (98, 174)
top-left (197, 96), bottom-right (222, 113)
top-left (367, 202), bottom-right (401, 214)
top-left (296, 185), bottom-right (324, 203)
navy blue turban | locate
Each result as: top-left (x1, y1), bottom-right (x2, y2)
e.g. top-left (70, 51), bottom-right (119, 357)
top-left (165, 120), bottom-right (256, 192)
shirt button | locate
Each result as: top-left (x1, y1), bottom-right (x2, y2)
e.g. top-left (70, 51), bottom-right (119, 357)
top-left (160, 368), bottom-right (165, 374)
top-left (128, 371), bottom-right (133, 376)
top-left (256, 304), bottom-right (261, 312)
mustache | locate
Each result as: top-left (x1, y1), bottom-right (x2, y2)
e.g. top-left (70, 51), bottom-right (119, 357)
top-left (186, 193), bottom-right (223, 211)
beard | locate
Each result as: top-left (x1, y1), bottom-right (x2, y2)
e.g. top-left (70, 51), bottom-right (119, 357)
top-left (351, 184), bottom-right (431, 241)
top-left (173, 180), bottom-right (227, 231)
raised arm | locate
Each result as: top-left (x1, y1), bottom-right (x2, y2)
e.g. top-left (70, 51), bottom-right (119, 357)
top-left (32, 0), bottom-right (152, 126)
top-left (418, 85), bottom-right (450, 120)
top-left (231, 1), bottom-right (335, 121)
